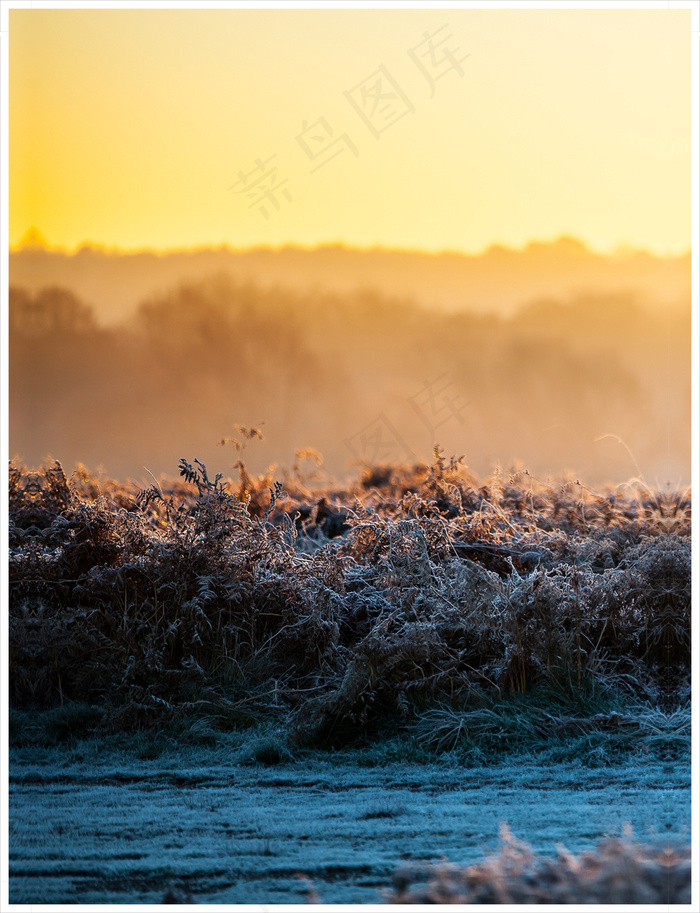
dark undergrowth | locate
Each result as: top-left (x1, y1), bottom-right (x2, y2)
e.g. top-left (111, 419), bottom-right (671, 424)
top-left (8, 699), bottom-right (689, 768)
top-left (9, 450), bottom-right (690, 754)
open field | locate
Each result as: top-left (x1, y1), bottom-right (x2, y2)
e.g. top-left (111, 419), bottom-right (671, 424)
top-left (8, 746), bottom-right (691, 905)
top-left (8, 455), bottom-right (691, 903)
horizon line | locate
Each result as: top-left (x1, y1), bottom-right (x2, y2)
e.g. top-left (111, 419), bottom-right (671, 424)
top-left (9, 232), bottom-right (692, 260)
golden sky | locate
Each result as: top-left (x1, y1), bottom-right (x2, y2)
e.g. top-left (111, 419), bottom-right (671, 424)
top-left (9, 7), bottom-right (691, 255)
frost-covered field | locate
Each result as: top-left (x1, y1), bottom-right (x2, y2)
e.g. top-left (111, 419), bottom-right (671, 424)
top-left (9, 458), bottom-right (691, 903)
top-left (9, 750), bottom-right (690, 905)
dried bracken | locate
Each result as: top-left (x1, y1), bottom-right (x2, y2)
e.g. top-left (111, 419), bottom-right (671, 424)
top-left (9, 452), bottom-right (690, 744)
top-left (385, 827), bottom-right (691, 904)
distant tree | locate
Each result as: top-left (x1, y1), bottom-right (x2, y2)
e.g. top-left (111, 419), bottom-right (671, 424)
top-left (9, 285), bottom-right (97, 337)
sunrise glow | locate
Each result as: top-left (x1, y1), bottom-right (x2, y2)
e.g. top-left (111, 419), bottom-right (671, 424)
top-left (9, 7), bottom-right (691, 255)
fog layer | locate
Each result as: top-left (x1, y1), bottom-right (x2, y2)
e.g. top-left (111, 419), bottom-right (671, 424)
top-left (10, 245), bottom-right (690, 486)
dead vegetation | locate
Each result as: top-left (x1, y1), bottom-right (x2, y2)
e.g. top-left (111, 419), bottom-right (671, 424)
top-left (384, 826), bottom-right (691, 904)
top-left (8, 450), bottom-right (690, 748)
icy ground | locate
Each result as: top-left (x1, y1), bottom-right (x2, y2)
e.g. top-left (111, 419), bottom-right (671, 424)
top-left (9, 752), bottom-right (689, 905)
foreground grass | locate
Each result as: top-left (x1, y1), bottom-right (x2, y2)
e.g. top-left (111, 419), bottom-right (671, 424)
top-left (9, 692), bottom-right (690, 769)
top-left (9, 735), bottom-right (690, 904)
top-left (9, 456), bottom-right (691, 905)
top-left (9, 453), bottom-right (690, 749)
top-left (382, 830), bottom-right (691, 905)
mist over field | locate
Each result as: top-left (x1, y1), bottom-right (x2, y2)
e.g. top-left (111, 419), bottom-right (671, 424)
top-left (9, 239), bottom-right (690, 486)
top-left (10, 236), bottom-right (690, 324)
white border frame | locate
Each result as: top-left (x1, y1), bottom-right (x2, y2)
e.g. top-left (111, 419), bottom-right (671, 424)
top-left (1, 3), bottom-right (697, 912)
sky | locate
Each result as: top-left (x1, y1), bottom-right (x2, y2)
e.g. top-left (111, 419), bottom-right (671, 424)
top-left (9, 6), bottom-right (691, 255)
